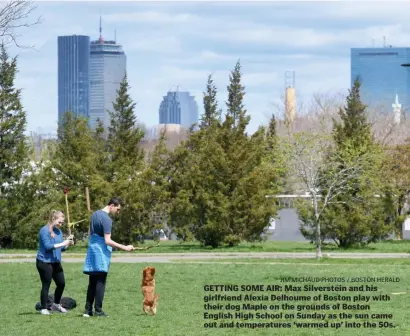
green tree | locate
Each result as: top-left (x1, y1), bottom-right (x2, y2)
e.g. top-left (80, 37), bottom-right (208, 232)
top-left (318, 79), bottom-right (390, 248)
top-left (43, 112), bottom-right (112, 235)
top-left (107, 73), bottom-right (145, 241)
top-left (168, 62), bottom-right (283, 247)
top-left (225, 60), bottom-right (249, 130)
top-left (107, 73), bottom-right (145, 188)
top-left (168, 127), bottom-right (230, 246)
top-left (379, 140), bottom-right (410, 239)
top-left (289, 132), bottom-right (371, 257)
top-left (9, 161), bottom-right (62, 248)
top-left (0, 44), bottom-right (30, 247)
top-left (117, 130), bottom-right (171, 243)
top-left (332, 79), bottom-right (373, 152)
top-left (200, 74), bottom-right (221, 129)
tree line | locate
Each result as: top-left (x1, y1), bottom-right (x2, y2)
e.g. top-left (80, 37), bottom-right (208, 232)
top-left (0, 44), bottom-right (409, 255)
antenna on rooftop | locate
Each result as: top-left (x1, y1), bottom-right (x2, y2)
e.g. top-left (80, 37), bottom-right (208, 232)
top-left (99, 14), bottom-right (104, 43)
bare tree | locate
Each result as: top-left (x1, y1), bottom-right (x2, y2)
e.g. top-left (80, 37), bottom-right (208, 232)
top-left (283, 132), bottom-right (365, 258)
top-left (0, 0), bottom-right (42, 49)
top-left (140, 125), bottom-right (188, 159)
top-left (271, 90), bottom-right (345, 139)
top-left (368, 104), bottom-right (410, 146)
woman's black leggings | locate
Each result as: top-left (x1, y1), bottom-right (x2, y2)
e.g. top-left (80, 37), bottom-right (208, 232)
top-left (36, 259), bottom-right (66, 309)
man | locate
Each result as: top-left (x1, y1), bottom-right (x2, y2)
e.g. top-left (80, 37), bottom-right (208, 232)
top-left (83, 197), bottom-right (134, 317)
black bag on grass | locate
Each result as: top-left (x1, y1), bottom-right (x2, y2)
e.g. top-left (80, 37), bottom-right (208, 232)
top-left (35, 294), bottom-right (77, 311)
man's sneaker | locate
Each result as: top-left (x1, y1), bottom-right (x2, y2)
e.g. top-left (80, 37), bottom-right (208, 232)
top-left (83, 311), bottom-right (93, 317)
top-left (50, 303), bottom-right (67, 313)
top-left (95, 311), bottom-right (109, 317)
top-left (40, 309), bottom-right (51, 315)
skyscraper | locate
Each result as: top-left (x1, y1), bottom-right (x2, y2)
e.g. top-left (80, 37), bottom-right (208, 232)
top-left (351, 46), bottom-right (410, 115)
top-left (57, 35), bottom-right (90, 124)
top-left (158, 90), bottom-right (199, 129)
top-left (89, 19), bottom-right (126, 131)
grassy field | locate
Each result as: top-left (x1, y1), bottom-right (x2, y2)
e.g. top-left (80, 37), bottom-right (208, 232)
top-left (1, 260), bottom-right (409, 335)
top-left (170, 258), bottom-right (410, 265)
top-left (2, 239), bottom-right (410, 254)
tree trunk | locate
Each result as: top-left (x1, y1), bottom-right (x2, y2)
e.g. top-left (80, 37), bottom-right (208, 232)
top-left (315, 220), bottom-right (322, 258)
top-left (313, 196), bottom-right (322, 259)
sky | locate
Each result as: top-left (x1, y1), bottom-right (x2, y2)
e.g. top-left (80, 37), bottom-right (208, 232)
top-left (8, 1), bottom-right (410, 135)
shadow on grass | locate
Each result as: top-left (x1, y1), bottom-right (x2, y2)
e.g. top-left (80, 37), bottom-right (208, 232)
top-left (19, 311), bottom-right (83, 316)
top-left (18, 312), bottom-right (39, 316)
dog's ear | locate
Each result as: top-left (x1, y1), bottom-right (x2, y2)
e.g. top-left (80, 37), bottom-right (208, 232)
top-left (151, 267), bottom-right (156, 276)
top-left (143, 268), bottom-right (147, 278)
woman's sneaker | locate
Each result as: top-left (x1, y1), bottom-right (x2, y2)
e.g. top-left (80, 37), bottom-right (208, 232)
top-left (40, 309), bottom-right (51, 315)
top-left (83, 311), bottom-right (93, 317)
top-left (51, 303), bottom-right (67, 313)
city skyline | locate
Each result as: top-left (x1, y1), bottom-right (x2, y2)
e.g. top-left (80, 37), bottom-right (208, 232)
top-left (351, 46), bottom-right (410, 116)
top-left (9, 1), bottom-right (410, 136)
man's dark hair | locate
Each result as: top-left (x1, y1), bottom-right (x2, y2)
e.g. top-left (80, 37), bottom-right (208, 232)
top-left (108, 197), bottom-right (122, 207)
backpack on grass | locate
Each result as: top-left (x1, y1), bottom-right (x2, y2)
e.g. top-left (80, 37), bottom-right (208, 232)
top-left (35, 294), bottom-right (77, 311)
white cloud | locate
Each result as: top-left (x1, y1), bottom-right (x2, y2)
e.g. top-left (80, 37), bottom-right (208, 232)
top-left (166, 50), bottom-right (239, 69)
top-left (208, 2), bottom-right (410, 24)
top-left (207, 23), bottom-right (410, 49)
top-left (125, 35), bottom-right (182, 53)
top-left (243, 72), bottom-right (279, 88)
top-left (104, 11), bottom-right (197, 24)
top-left (101, 8), bottom-right (410, 50)
top-left (211, 26), bottom-right (337, 47)
top-left (310, 2), bottom-right (410, 21)
top-left (149, 66), bottom-right (211, 88)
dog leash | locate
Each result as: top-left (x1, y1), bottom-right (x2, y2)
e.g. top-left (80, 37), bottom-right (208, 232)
top-left (133, 243), bottom-right (161, 250)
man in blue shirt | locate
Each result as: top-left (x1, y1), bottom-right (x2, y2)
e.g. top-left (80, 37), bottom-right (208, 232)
top-left (36, 210), bottom-right (74, 315)
top-left (83, 197), bottom-right (135, 317)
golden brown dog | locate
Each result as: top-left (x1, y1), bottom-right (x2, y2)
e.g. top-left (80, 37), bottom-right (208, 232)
top-left (141, 266), bottom-right (159, 315)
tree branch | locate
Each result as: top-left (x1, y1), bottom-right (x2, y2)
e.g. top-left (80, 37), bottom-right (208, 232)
top-left (0, 0), bottom-right (42, 49)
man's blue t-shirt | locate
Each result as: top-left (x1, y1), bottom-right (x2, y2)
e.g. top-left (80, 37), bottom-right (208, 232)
top-left (90, 210), bottom-right (112, 237)
top-left (37, 225), bottom-right (65, 263)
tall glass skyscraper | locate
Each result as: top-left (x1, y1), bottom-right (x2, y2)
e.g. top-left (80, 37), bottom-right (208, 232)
top-left (89, 27), bottom-right (126, 131)
top-left (159, 91), bottom-right (199, 129)
top-left (57, 35), bottom-right (90, 124)
top-left (351, 47), bottom-right (410, 114)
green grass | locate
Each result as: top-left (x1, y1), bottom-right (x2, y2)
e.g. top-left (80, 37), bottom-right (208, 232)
top-left (1, 261), bottom-right (409, 335)
top-left (2, 239), bottom-right (410, 254)
top-left (169, 258), bottom-right (410, 265)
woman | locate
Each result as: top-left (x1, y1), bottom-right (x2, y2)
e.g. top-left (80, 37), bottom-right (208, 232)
top-left (36, 210), bottom-right (74, 315)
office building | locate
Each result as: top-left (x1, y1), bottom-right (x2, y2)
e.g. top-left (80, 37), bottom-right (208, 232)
top-left (351, 46), bottom-right (410, 115)
top-left (158, 90), bottom-right (199, 129)
top-left (89, 20), bottom-right (126, 131)
top-left (57, 35), bottom-right (90, 124)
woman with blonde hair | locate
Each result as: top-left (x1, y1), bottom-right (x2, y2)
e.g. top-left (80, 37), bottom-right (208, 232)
top-left (36, 210), bottom-right (74, 315)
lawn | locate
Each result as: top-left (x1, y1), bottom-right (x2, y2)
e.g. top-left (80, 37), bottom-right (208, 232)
top-left (1, 260), bottom-right (409, 335)
top-left (2, 239), bottom-right (410, 254)
top-left (169, 258), bottom-right (410, 265)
